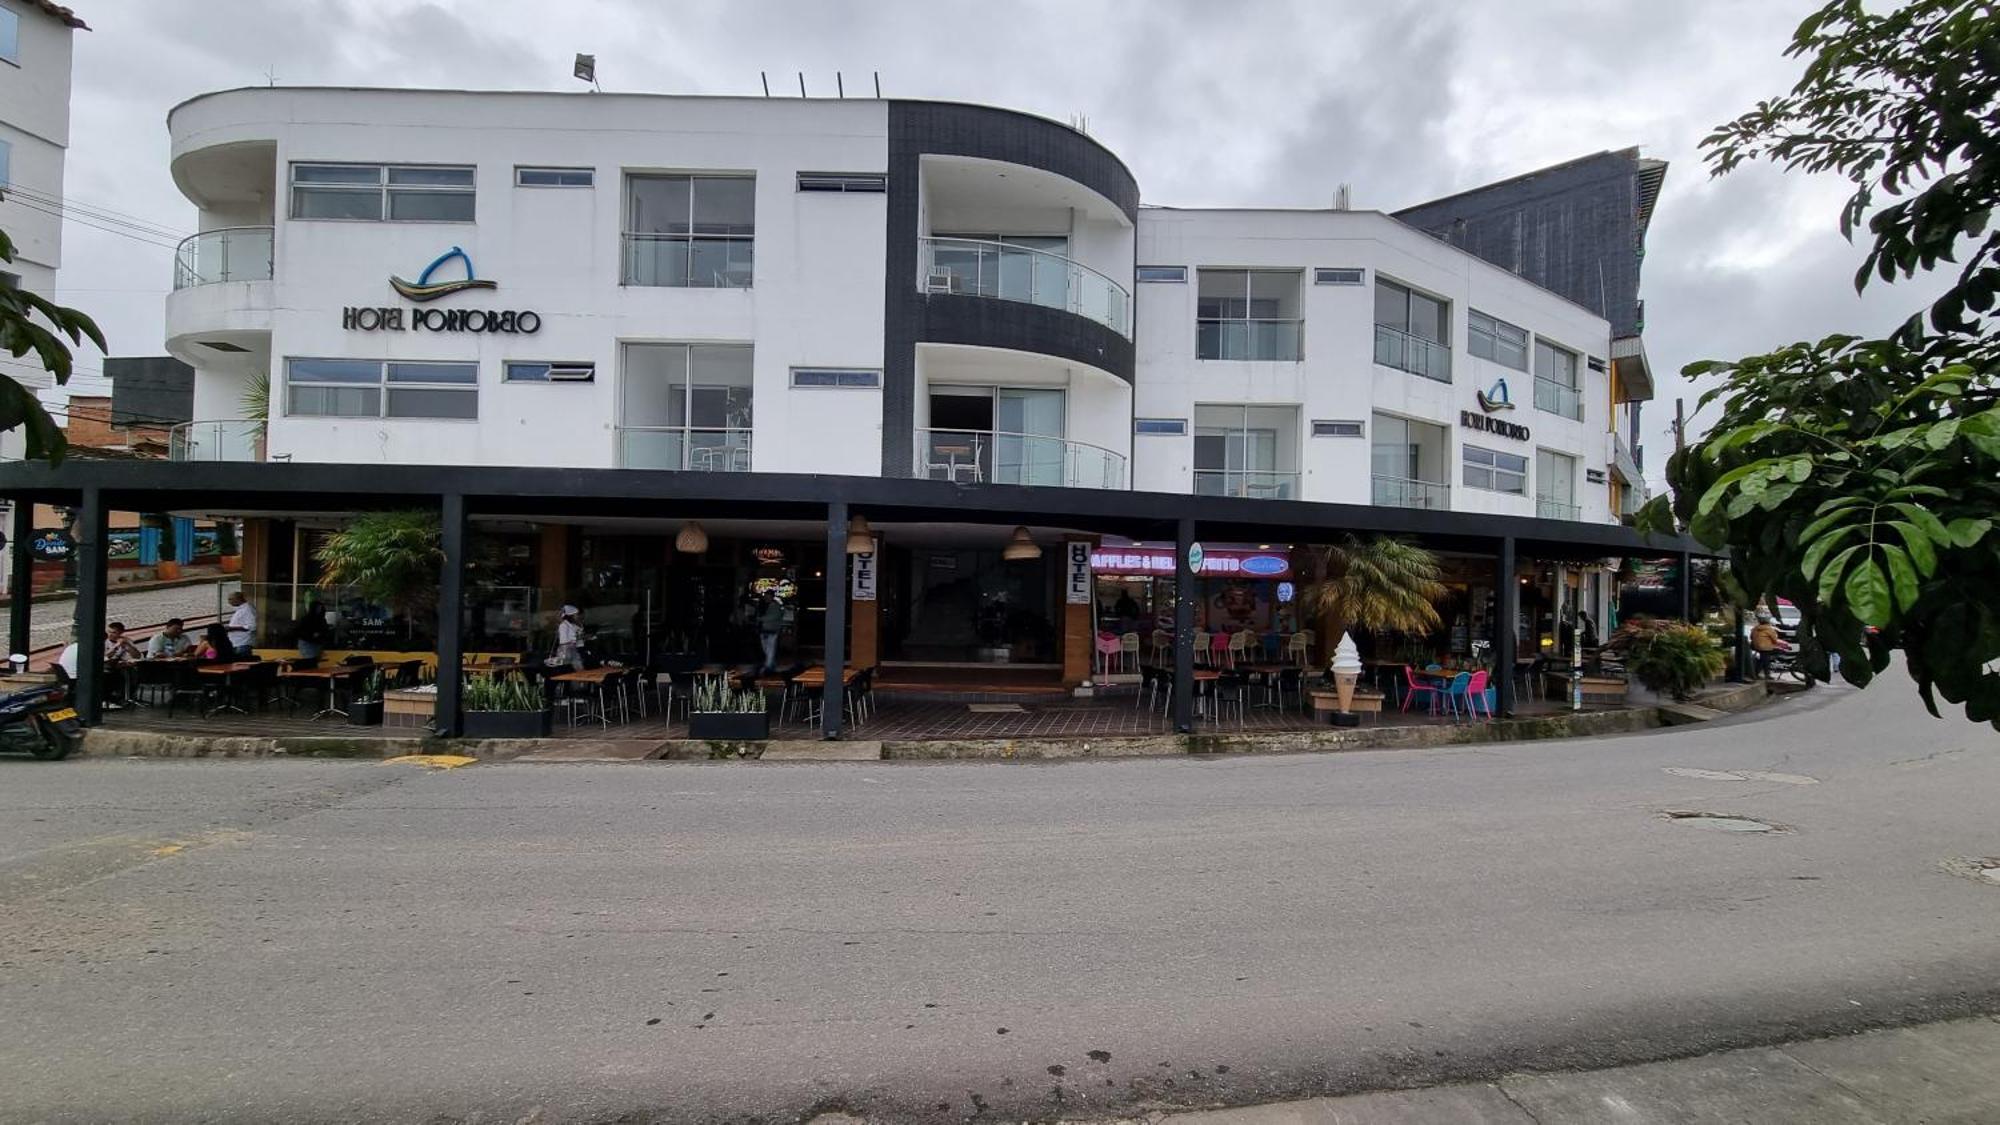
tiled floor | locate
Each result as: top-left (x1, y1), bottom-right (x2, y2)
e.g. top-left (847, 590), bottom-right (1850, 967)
top-left (97, 685), bottom-right (1600, 744)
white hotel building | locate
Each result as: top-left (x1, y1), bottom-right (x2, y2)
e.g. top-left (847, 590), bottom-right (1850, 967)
top-left (8, 86), bottom-right (1689, 731)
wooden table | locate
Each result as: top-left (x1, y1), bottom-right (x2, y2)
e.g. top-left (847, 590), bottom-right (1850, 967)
top-left (195, 661), bottom-right (266, 716)
top-left (790, 666), bottom-right (859, 689)
top-left (548, 667), bottom-right (621, 684)
top-left (279, 664), bottom-right (373, 720)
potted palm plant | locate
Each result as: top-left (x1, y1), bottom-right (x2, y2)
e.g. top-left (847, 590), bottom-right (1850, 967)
top-left (347, 668), bottom-right (386, 726)
top-left (1299, 535), bottom-right (1447, 712)
top-left (314, 509), bottom-right (443, 649)
top-left (461, 676), bottom-right (552, 738)
top-left (686, 676), bottom-right (769, 740)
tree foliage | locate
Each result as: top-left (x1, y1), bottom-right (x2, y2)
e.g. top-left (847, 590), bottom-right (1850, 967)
top-left (1638, 0), bottom-right (2000, 727)
top-left (0, 218), bottom-right (105, 463)
top-left (1300, 535), bottom-right (1448, 643)
top-left (1610, 617), bottom-right (1729, 702)
top-left (314, 509), bottom-right (444, 619)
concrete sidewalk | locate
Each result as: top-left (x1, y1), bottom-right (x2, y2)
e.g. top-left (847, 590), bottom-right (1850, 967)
top-left (1155, 1015), bottom-right (2000, 1124)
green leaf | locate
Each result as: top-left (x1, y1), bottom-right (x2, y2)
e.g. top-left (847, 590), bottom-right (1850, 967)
top-left (1886, 520), bottom-right (1938, 577)
top-left (1925, 418), bottom-right (1962, 449)
top-left (1881, 544), bottom-right (1920, 613)
top-left (1802, 524), bottom-right (1862, 579)
top-left (1945, 517), bottom-right (1992, 548)
top-left (1818, 543), bottom-right (1864, 606)
top-left (1786, 458), bottom-right (1813, 483)
top-left (1889, 502), bottom-right (1952, 546)
top-left (1814, 496), bottom-right (1870, 516)
top-left (1797, 507), bottom-right (1857, 545)
top-left (1845, 554), bottom-right (1891, 627)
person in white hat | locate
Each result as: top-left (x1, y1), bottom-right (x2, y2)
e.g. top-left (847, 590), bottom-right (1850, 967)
top-left (552, 605), bottom-right (584, 669)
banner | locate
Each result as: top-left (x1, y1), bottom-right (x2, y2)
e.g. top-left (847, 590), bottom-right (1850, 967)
top-left (1065, 541), bottom-right (1093, 604)
top-left (850, 548), bottom-right (877, 601)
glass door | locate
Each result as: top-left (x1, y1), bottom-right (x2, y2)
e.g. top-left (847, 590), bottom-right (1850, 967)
top-left (996, 387), bottom-right (1066, 486)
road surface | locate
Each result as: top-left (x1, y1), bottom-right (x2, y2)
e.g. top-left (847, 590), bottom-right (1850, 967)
top-left (0, 668), bottom-right (1995, 1123)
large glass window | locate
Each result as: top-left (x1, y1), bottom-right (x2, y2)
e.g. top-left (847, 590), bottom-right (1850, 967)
top-left (623, 174), bottom-right (756, 288)
top-left (0, 7), bottom-right (17, 63)
top-left (1469, 309), bottom-right (1529, 371)
top-left (1370, 413), bottom-right (1450, 508)
top-left (1373, 279), bottom-right (1451, 382)
top-left (285, 358), bottom-right (477, 419)
top-left (1463, 444), bottom-right (1528, 495)
top-left (619, 343), bottom-right (754, 469)
top-left (289, 164), bottom-right (476, 222)
top-left (1534, 339), bottom-right (1583, 420)
top-left (0, 138), bottom-right (11, 188)
top-left (1197, 269), bottom-right (1302, 361)
top-left (1536, 448), bottom-right (1578, 519)
top-left (1193, 404), bottom-right (1299, 498)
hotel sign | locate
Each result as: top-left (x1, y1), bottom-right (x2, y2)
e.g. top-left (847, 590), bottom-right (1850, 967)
top-left (1461, 410), bottom-right (1530, 442)
top-left (1065, 541), bottom-right (1093, 605)
top-left (850, 548), bottom-right (878, 601)
top-left (343, 246), bottom-right (541, 334)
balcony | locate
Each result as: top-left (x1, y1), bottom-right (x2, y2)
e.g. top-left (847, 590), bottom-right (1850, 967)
top-left (919, 237), bottom-right (1132, 339)
top-left (621, 234), bottom-right (753, 289)
top-left (915, 429), bottom-right (1126, 489)
top-left (617, 427), bottom-right (753, 471)
top-left (1537, 498), bottom-right (1582, 522)
top-left (1197, 319), bottom-right (1303, 362)
top-left (173, 227), bottom-right (273, 289)
top-left (1193, 469), bottom-right (1299, 500)
top-left (1535, 376), bottom-right (1584, 421)
top-left (168, 420), bottom-right (265, 462)
top-left (1372, 474), bottom-right (1450, 510)
top-left (1373, 324), bottom-right (1451, 383)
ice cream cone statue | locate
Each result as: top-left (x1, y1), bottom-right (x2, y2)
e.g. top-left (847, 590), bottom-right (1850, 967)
top-left (1331, 631), bottom-right (1363, 726)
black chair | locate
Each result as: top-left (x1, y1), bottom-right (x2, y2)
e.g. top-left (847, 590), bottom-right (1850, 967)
top-left (341, 654), bottom-right (372, 667)
top-left (1211, 672), bottom-right (1249, 727)
top-left (1275, 667), bottom-right (1303, 712)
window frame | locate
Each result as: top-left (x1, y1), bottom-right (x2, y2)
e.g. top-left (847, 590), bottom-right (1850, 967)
top-left (284, 357), bottom-right (480, 420)
top-left (1533, 337), bottom-right (1584, 420)
top-left (789, 367), bottom-right (881, 388)
top-left (0, 136), bottom-right (10, 188)
top-left (1313, 267), bottom-right (1365, 286)
top-left (1468, 309), bottom-right (1529, 372)
top-left (503, 361), bottom-right (596, 383)
top-left (1462, 443), bottom-right (1529, 495)
top-left (1196, 268), bottom-right (1304, 361)
top-left (514, 166), bottom-right (595, 188)
top-left (288, 162), bottom-right (478, 223)
top-left (1136, 265), bottom-right (1188, 283)
top-left (796, 172), bottom-right (886, 193)
top-left (1311, 419), bottom-right (1366, 438)
top-left (1134, 417), bottom-right (1188, 435)
top-left (0, 6), bottom-right (17, 65)
top-left (622, 172), bottom-right (757, 288)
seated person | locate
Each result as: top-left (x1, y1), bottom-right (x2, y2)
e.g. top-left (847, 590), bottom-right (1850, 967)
top-left (196, 623), bottom-right (239, 664)
top-left (104, 621), bottom-right (141, 664)
top-left (146, 618), bottom-right (193, 658)
top-left (1749, 612), bottom-right (1788, 676)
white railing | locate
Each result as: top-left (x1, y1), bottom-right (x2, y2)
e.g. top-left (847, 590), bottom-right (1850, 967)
top-left (1193, 469), bottom-right (1300, 500)
top-left (168, 420), bottom-right (266, 462)
top-left (618, 427), bottom-right (754, 471)
top-left (1537, 498), bottom-right (1582, 522)
top-left (1374, 323), bottom-right (1452, 383)
top-left (1535, 377), bottom-right (1584, 420)
top-left (172, 226), bottom-right (274, 289)
top-left (919, 237), bottom-right (1133, 339)
top-left (621, 234), bottom-right (754, 289)
top-left (1372, 474), bottom-right (1450, 509)
top-left (915, 429), bottom-right (1126, 489)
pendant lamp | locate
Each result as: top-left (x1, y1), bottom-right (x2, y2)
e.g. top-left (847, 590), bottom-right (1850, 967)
top-left (1001, 526), bottom-right (1042, 561)
top-left (674, 520), bottom-right (709, 553)
top-left (845, 515), bottom-right (875, 554)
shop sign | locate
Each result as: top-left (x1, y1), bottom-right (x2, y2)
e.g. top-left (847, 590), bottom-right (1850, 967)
top-left (850, 549), bottom-right (877, 601)
top-left (1461, 410), bottom-right (1530, 442)
top-left (1476, 377), bottom-right (1516, 413)
top-left (753, 546), bottom-right (787, 566)
top-left (1065, 541), bottom-right (1093, 605)
top-left (1091, 545), bottom-right (1293, 580)
top-left (29, 530), bottom-right (73, 561)
top-left (1277, 581), bottom-right (1295, 603)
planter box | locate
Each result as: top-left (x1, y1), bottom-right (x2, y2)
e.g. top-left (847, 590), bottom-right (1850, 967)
top-left (384, 689), bottom-right (433, 730)
top-left (348, 699), bottom-right (385, 726)
top-left (688, 710), bottom-right (770, 740)
top-left (463, 708), bottom-right (553, 739)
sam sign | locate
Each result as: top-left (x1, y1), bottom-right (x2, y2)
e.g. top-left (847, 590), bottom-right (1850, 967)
top-left (1065, 541), bottom-right (1093, 605)
top-left (850, 548), bottom-right (878, 602)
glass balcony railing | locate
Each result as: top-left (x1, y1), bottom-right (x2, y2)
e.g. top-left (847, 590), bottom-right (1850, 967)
top-left (1374, 323), bottom-right (1452, 383)
top-left (617, 427), bottom-right (753, 471)
top-left (919, 237), bottom-right (1132, 339)
top-left (1372, 474), bottom-right (1450, 510)
top-left (1197, 319), bottom-right (1303, 361)
top-left (168, 420), bottom-right (266, 462)
top-left (914, 429), bottom-right (1126, 489)
top-left (1534, 376), bottom-right (1584, 420)
top-left (621, 234), bottom-right (754, 288)
top-left (1537, 498), bottom-right (1583, 522)
top-left (172, 226), bottom-right (274, 289)
top-left (1192, 469), bottom-right (1300, 500)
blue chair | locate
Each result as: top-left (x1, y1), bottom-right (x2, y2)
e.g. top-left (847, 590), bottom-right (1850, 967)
top-left (1441, 671), bottom-right (1473, 719)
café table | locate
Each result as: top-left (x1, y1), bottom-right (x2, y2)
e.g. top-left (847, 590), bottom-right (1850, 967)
top-left (549, 666), bottom-right (625, 727)
top-left (195, 661), bottom-right (266, 716)
top-left (279, 662), bottom-right (375, 720)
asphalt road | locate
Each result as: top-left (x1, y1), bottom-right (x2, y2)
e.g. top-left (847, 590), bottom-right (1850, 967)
top-left (0, 670), bottom-right (1996, 1124)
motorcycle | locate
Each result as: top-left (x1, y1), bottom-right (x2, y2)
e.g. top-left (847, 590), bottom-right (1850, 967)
top-left (0, 682), bottom-right (84, 760)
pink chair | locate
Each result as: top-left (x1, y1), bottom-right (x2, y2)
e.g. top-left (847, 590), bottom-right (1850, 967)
top-left (1459, 669), bottom-right (1491, 720)
top-left (1401, 664), bottom-right (1443, 714)
top-left (1095, 632), bottom-right (1122, 677)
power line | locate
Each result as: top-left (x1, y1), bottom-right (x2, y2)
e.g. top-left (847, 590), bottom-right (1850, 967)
top-left (3, 195), bottom-right (184, 252)
top-left (0, 182), bottom-right (189, 241)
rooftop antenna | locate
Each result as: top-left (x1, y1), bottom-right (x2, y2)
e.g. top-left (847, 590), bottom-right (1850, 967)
top-left (836, 72), bottom-right (844, 98)
top-left (262, 64), bottom-right (279, 87)
top-left (1069, 112), bottom-right (1089, 135)
top-left (573, 53), bottom-right (600, 92)
top-left (1333, 182), bottom-right (1352, 210)
top-left (874, 71), bottom-right (881, 97)
top-left (761, 71), bottom-right (770, 97)
top-left (798, 71), bottom-right (806, 97)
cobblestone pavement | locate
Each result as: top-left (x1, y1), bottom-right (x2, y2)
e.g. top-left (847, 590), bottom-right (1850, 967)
top-left (26, 579), bottom-right (238, 651)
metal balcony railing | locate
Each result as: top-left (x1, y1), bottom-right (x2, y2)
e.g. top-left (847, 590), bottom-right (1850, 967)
top-left (1372, 474), bottom-right (1450, 510)
top-left (617, 427), bottom-right (753, 471)
top-left (1192, 469), bottom-right (1300, 500)
top-left (919, 237), bottom-right (1132, 339)
top-left (168, 420), bottom-right (266, 462)
top-left (1537, 498), bottom-right (1583, 522)
top-left (914, 429), bottom-right (1126, 489)
top-left (172, 226), bottom-right (274, 289)
top-left (621, 234), bottom-right (754, 288)
top-left (1197, 319), bottom-right (1303, 361)
top-left (1373, 323), bottom-right (1452, 383)
top-left (1535, 377), bottom-right (1584, 420)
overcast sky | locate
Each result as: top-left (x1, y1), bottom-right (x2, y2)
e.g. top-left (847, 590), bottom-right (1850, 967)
top-left (28, 0), bottom-right (1945, 487)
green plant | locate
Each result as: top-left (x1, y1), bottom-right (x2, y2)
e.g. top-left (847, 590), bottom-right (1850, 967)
top-left (1, 219), bottom-right (105, 463)
top-left (691, 676), bottom-right (765, 714)
top-left (1300, 535), bottom-right (1448, 649)
top-left (315, 509), bottom-right (444, 619)
top-left (462, 676), bottom-right (545, 712)
top-left (240, 370), bottom-right (270, 425)
top-left (352, 669), bottom-right (385, 705)
top-left (1609, 617), bottom-right (1727, 701)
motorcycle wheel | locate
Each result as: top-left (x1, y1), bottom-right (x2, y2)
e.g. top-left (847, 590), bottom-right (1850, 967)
top-left (29, 723), bottom-right (77, 761)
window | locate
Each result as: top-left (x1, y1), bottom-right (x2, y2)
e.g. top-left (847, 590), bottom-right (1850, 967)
top-left (1371, 413), bottom-right (1449, 508)
top-left (1193, 404), bottom-right (1299, 498)
top-left (619, 343), bottom-right (754, 470)
top-left (0, 137), bottom-right (9, 187)
top-left (1312, 419), bottom-right (1365, 438)
top-left (623, 174), bottom-right (755, 288)
top-left (1196, 269), bottom-right (1302, 360)
top-left (504, 361), bottom-right (595, 383)
top-left (1536, 449), bottom-right (1578, 519)
top-left (1313, 267), bottom-right (1364, 286)
top-left (790, 368), bottom-right (880, 388)
top-left (286, 358), bottom-right (477, 419)
top-left (1468, 310), bottom-right (1529, 372)
top-left (1534, 339), bottom-right (1582, 420)
top-left (515, 166), bottom-right (593, 187)
top-left (1134, 417), bottom-right (1187, 435)
top-left (0, 270), bottom-right (19, 290)
top-left (0, 6), bottom-right (16, 63)
top-left (1373, 279), bottom-right (1451, 381)
top-left (797, 172), bottom-right (886, 192)
top-left (1136, 265), bottom-right (1187, 283)
top-left (290, 163), bottom-right (477, 222)
top-left (1463, 444), bottom-right (1528, 495)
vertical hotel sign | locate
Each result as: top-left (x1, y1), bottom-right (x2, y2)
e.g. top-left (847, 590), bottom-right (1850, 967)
top-left (1066, 541), bottom-right (1093, 605)
top-left (850, 544), bottom-right (878, 601)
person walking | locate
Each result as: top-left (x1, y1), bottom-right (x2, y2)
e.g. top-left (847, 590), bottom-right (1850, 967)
top-left (757, 596), bottom-right (786, 674)
top-left (295, 599), bottom-right (331, 661)
top-left (225, 591), bottom-right (258, 657)
top-left (552, 605), bottom-right (584, 669)
top-left (1749, 612), bottom-right (1787, 677)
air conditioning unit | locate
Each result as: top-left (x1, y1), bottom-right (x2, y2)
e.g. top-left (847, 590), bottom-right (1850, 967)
top-left (926, 271), bottom-right (955, 294)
